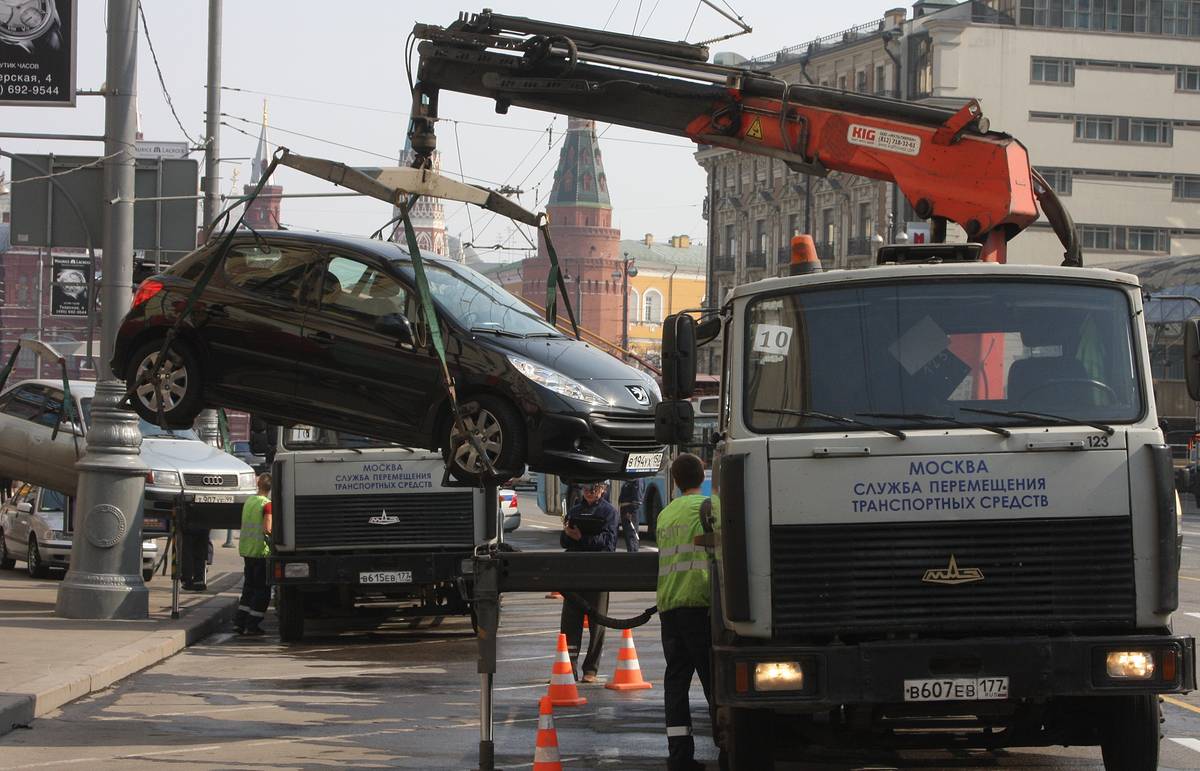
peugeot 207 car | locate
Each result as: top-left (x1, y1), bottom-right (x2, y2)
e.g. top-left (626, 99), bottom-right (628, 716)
top-left (111, 231), bottom-right (665, 482)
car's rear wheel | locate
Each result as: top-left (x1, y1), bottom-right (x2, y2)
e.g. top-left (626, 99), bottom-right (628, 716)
top-left (26, 536), bottom-right (49, 579)
top-left (0, 532), bottom-right (14, 570)
top-left (127, 338), bottom-right (204, 429)
top-left (444, 395), bottom-right (525, 484)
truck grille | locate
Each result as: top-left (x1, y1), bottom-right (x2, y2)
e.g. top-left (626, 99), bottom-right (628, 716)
top-left (293, 492), bottom-right (475, 549)
top-left (590, 412), bottom-right (665, 454)
top-left (771, 516), bottom-right (1134, 636)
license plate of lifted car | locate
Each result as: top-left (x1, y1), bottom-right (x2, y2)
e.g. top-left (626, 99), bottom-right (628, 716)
top-left (625, 452), bottom-right (664, 472)
top-left (359, 571), bottom-right (413, 585)
top-left (904, 677), bottom-right (1009, 702)
top-left (193, 494), bottom-right (235, 504)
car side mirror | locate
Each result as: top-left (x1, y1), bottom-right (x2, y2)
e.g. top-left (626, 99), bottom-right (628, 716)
top-left (375, 312), bottom-right (415, 346)
top-left (661, 313), bottom-right (698, 400)
top-left (655, 400), bottom-right (695, 445)
top-left (1186, 318), bottom-right (1200, 401)
top-left (16, 502), bottom-right (32, 514)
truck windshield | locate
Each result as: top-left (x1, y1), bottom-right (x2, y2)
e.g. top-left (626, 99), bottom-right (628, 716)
top-left (744, 280), bottom-right (1142, 432)
top-left (279, 425), bottom-right (402, 451)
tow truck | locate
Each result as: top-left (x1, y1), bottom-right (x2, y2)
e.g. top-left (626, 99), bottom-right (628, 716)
top-left (405, 10), bottom-right (1195, 769)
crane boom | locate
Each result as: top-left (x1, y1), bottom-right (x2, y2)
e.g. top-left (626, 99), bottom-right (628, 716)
top-left (408, 9), bottom-right (1081, 265)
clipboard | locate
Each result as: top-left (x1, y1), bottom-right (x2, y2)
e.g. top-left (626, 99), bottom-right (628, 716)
top-left (567, 516), bottom-right (606, 537)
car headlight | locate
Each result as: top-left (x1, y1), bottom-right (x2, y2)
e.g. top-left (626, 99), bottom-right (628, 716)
top-left (147, 469), bottom-right (181, 487)
top-left (46, 530), bottom-right (63, 541)
top-left (507, 354), bottom-right (610, 407)
top-left (238, 471), bottom-right (256, 489)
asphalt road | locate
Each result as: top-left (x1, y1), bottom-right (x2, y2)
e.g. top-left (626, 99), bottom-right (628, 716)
top-left (1, 497), bottom-right (1200, 769)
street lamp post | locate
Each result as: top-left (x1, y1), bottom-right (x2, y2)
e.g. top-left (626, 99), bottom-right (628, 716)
top-left (612, 254), bottom-right (637, 353)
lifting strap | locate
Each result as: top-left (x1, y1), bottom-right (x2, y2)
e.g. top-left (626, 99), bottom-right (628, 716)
top-left (0, 343), bottom-right (19, 395)
top-left (539, 222), bottom-right (579, 339)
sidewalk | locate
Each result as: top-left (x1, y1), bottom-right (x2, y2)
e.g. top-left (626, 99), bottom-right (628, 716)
top-left (0, 536), bottom-right (244, 737)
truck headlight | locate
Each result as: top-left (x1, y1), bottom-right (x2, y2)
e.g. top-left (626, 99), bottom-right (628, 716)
top-left (753, 661), bottom-right (805, 691)
top-left (238, 471), bottom-right (256, 489)
top-left (283, 562), bottom-right (310, 579)
top-left (1106, 651), bottom-right (1155, 679)
top-left (147, 469), bottom-right (180, 487)
top-left (507, 354), bottom-right (610, 407)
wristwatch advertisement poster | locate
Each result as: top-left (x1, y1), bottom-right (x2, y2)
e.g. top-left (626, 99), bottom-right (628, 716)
top-left (0, 0), bottom-right (75, 107)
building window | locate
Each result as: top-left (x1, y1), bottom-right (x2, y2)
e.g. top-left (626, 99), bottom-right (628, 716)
top-left (725, 224), bottom-right (736, 259)
top-left (857, 202), bottom-right (873, 239)
top-left (910, 36), bottom-right (934, 98)
top-left (1031, 57), bottom-right (1074, 84)
top-left (755, 219), bottom-right (767, 254)
top-left (1073, 115), bottom-right (1173, 145)
top-left (1127, 227), bottom-right (1164, 251)
top-left (788, 213), bottom-right (801, 239)
top-left (875, 64), bottom-right (887, 95)
top-left (1037, 167), bottom-right (1074, 195)
top-left (821, 208), bottom-right (836, 253)
top-left (643, 289), bottom-right (664, 324)
top-left (1017, 0), bottom-right (1200, 37)
top-left (1174, 175), bottom-right (1200, 199)
top-left (838, 74), bottom-right (847, 90)
top-left (1178, 66), bottom-right (1200, 91)
top-left (628, 288), bottom-right (640, 323)
top-left (1079, 225), bottom-right (1113, 250)
top-left (855, 70), bottom-right (868, 93)
top-left (1074, 115), bottom-right (1115, 141)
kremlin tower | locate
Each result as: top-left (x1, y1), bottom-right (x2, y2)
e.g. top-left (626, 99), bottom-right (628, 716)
top-left (521, 117), bottom-right (622, 342)
top-left (244, 102), bottom-right (282, 229)
top-left (390, 137), bottom-right (447, 256)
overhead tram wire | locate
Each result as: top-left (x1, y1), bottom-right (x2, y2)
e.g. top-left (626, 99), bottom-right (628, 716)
top-left (137, 1), bottom-right (200, 148)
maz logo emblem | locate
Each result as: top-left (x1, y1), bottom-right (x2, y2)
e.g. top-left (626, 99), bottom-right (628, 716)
top-left (368, 509), bottom-right (400, 525)
top-left (626, 385), bottom-right (650, 405)
top-left (921, 554), bottom-right (984, 585)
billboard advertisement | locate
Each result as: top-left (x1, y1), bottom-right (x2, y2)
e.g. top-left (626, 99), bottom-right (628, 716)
top-left (50, 254), bottom-right (90, 317)
top-left (0, 0), bottom-right (76, 107)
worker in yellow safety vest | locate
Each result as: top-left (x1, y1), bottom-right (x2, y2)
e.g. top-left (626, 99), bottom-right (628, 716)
top-left (655, 452), bottom-right (724, 771)
top-left (233, 473), bottom-right (272, 636)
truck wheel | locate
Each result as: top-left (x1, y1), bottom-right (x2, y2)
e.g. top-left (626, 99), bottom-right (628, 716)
top-left (277, 585), bottom-right (305, 642)
top-left (1100, 695), bottom-right (1160, 771)
top-left (644, 489), bottom-right (662, 540)
top-left (723, 707), bottom-right (775, 771)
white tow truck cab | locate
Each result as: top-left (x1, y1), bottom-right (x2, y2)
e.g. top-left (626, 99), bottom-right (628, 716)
top-left (268, 426), bottom-right (491, 641)
top-left (670, 254), bottom-right (1196, 769)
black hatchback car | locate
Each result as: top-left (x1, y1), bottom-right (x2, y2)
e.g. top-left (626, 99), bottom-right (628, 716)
top-left (111, 231), bottom-right (665, 482)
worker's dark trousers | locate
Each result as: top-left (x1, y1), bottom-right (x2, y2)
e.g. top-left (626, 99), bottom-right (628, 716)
top-left (660, 606), bottom-right (718, 770)
top-left (234, 557), bottom-right (271, 631)
top-left (179, 527), bottom-right (210, 585)
top-left (560, 591), bottom-right (608, 677)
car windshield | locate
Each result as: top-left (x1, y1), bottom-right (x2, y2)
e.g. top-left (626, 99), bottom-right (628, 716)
top-left (279, 425), bottom-right (402, 451)
top-left (79, 399), bottom-right (199, 440)
top-left (40, 489), bottom-right (66, 512)
top-left (395, 256), bottom-right (563, 338)
top-left (745, 279), bottom-right (1142, 432)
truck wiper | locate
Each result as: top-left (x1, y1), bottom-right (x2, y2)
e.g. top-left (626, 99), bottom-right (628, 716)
top-left (469, 326), bottom-right (524, 338)
top-left (856, 411), bottom-right (1011, 438)
top-left (959, 407), bottom-right (1114, 436)
top-left (754, 408), bottom-right (906, 439)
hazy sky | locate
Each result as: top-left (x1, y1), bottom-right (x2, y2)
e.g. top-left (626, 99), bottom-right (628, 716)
top-left (2, 0), bottom-right (893, 262)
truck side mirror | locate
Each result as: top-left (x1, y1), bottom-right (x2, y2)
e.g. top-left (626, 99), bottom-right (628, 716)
top-left (1186, 318), bottom-right (1200, 401)
top-left (655, 400), bottom-right (695, 445)
top-left (249, 416), bottom-right (270, 455)
top-left (662, 313), bottom-right (698, 400)
top-left (375, 313), bottom-right (415, 346)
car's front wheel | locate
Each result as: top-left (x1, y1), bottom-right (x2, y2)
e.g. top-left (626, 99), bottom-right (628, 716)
top-left (444, 395), bottom-right (525, 484)
top-left (126, 338), bottom-right (204, 429)
top-left (26, 536), bottom-right (49, 579)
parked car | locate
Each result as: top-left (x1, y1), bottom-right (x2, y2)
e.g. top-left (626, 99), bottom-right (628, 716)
top-left (230, 439), bottom-right (267, 472)
top-left (0, 483), bottom-right (157, 580)
top-left (499, 487), bottom-right (521, 533)
top-left (110, 230), bottom-right (665, 483)
top-left (0, 380), bottom-right (258, 535)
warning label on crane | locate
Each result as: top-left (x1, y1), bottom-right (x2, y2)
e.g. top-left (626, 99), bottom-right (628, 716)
top-left (746, 117), bottom-right (764, 141)
top-left (847, 124), bottom-right (921, 156)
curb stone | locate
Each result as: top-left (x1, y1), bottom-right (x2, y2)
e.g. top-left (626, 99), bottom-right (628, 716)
top-left (0, 573), bottom-right (242, 737)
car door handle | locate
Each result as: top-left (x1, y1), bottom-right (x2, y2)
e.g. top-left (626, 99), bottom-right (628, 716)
top-left (306, 331), bottom-right (335, 346)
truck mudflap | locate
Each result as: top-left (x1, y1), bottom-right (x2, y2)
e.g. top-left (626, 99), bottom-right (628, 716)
top-left (713, 634), bottom-right (1195, 710)
top-left (268, 551), bottom-right (470, 587)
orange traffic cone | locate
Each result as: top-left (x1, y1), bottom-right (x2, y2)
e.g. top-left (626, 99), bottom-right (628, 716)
top-left (606, 628), bottom-right (653, 691)
top-left (545, 591), bottom-right (563, 600)
top-left (582, 614), bottom-right (589, 630)
top-left (547, 633), bottom-right (587, 706)
top-left (533, 695), bottom-right (563, 771)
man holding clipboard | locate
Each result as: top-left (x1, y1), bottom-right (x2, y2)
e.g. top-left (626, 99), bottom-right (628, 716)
top-left (559, 481), bottom-right (619, 682)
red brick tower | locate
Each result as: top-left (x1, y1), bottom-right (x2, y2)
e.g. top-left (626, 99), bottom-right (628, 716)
top-left (522, 117), bottom-right (622, 342)
top-left (244, 102), bottom-right (282, 229)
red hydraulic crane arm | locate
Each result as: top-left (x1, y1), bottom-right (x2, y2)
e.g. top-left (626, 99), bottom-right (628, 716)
top-left (408, 10), bottom-right (1081, 265)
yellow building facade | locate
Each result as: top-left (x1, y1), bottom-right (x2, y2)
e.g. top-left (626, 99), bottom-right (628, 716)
top-left (620, 234), bottom-right (707, 370)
